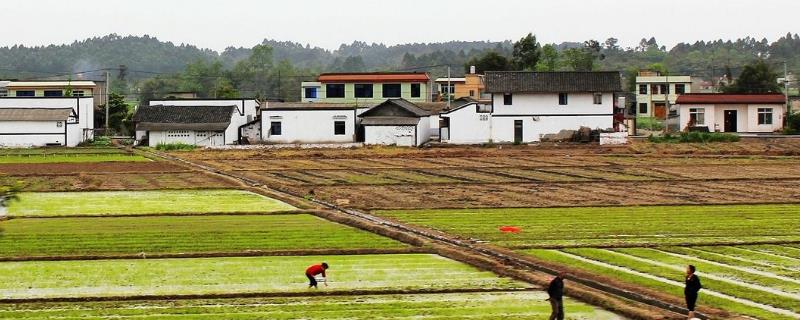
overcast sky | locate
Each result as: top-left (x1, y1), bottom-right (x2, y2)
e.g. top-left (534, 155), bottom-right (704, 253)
top-left (1, 0), bottom-right (797, 52)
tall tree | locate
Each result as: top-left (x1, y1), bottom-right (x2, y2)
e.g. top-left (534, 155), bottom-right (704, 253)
top-left (722, 60), bottom-right (781, 93)
top-left (232, 44), bottom-right (275, 98)
top-left (466, 51), bottom-right (510, 74)
top-left (511, 33), bottom-right (541, 70)
top-left (536, 44), bottom-right (559, 71)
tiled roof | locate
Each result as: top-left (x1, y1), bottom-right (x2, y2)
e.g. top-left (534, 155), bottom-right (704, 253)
top-left (265, 102), bottom-right (376, 110)
top-left (676, 94), bottom-right (786, 105)
top-left (318, 72), bottom-right (430, 83)
top-left (132, 105), bottom-right (233, 131)
top-left (484, 71), bottom-right (622, 93)
top-left (361, 117), bottom-right (421, 125)
top-left (0, 108), bottom-right (72, 121)
top-left (358, 98), bottom-right (431, 118)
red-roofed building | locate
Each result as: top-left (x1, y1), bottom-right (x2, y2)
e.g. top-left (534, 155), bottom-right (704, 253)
top-left (675, 93), bottom-right (786, 133)
top-left (301, 72), bottom-right (430, 104)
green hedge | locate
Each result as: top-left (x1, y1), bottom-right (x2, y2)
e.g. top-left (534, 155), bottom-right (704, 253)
top-left (648, 132), bottom-right (741, 143)
top-left (155, 143), bottom-right (197, 151)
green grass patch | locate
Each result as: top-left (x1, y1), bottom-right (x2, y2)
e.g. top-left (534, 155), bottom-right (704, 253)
top-left (375, 204), bottom-right (800, 248)
top-left (6, 190), bottom-right (296, 217)
top-left (0, 214), bottom-right (407, 258)
top-left (637, 117), bottom-right (665, 131)
top-left (0, 292), bottom-right (620, 319)
top-left (522, 249), bottom-right (797, 320)
top-left (0, 147), bottom-right (125, 155)
top-left (0, 153), bottom-right (148, 164)
top-left (155, 143), bottom-right (197, 151)
top-left (0, 254), bottom-right (524, 299)
top-left (648, 132), bottom-right (741, 143)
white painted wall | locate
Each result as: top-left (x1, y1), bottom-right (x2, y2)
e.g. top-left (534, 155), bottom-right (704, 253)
top-left (262, 109), bottom-right (357, 143)
top-left (0, 97), bottom-right (94, 147)
top-left (678, 104), bottom-right (784, 132)
top-left (365, 125), bottom-right (416, 146)
top-left (148, 130), bottom-right (225, 147)
top-left (149, 99), bottom-right (258, 144)
top-left (492, 92), bottom-right (613, 116)
top-left (428, 114), bottom-right (440, 137)
top-left (416, 116), bottom-right (431, 146)
top-left (491, 115), bottom-right (611, 143)
top-left (0, 121), bottom-right (66, 147)
top-left (441, 104), bottom-right (492, 144)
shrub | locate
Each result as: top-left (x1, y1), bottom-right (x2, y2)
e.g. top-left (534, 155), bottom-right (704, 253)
top-left (77, 136), bottom-right (113, 147)
top-left (155, 143), bottom-right (197, 151)
top-left (785, 113), bottom-right (800, 134)
top-left (648, 132), bottom-right (740, 143)
top-left (637, 117), bottom-right (665, 131)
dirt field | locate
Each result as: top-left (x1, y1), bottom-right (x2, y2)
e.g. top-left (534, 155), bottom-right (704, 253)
top-left (173, 140), bottom-right (800, 210)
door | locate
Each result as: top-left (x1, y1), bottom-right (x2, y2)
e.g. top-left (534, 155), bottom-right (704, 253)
top-left (654, 103), bottom-right (667, 120)
top-left (514, 120), bottom-right (523, 143)
top-left (724, 110), bottom-right (738, 132)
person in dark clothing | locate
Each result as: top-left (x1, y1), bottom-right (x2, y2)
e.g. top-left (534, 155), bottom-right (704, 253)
top-left (685, 264), bottom-right (702, 319)
top-left (305, 262), bottom-right (329, 288)
top-left (546, 272), bottom-right (566, 320)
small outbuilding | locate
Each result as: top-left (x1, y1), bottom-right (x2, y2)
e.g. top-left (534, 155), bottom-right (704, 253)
top-left (261, 102), bottom-right (373, 144)
top-left (0, 97), bottom-right (94, 147)
top-left (358, 98), bottom-right (431, 147)
top-left (675, 93), bottom-right (786, 133)
top-left (132, 105), bottom-right (235, 147)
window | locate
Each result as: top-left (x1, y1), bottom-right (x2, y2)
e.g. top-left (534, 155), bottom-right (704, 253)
top-left (71, 90), bottom-right (85, 97)
top-left (660, 84), bottom-right (668, 94)
top-left (334, 121), bottom-right (346, 135)
top-left (558, 93), bottom-right (568, 105)
top-left (758, 108), bottom-right (773, 125)
top-left (476, 104), bottom-right (492, 113)
top-left (469, 90), bottom-right (475, 97)
top-left (382, 84), bottom-right (402, 98)
top-left (270, 122), bottom-right (282, 136)
top-left (411, 83), bottom-right (421, 98)
top-left (675, 84), bottom-right (686, 94)
top-left (44, 90), bottom-right (63, 97)
top-left (639, 84), bottom-right (647, 94)
top-left (326, 84), bottom-right (345, 98)
top-left (503, 93), bottom-right (513, 105)
top-left (689, 108), bottom-right (705, 126)
top-left (354, 84), bottom-right (373, 98)
top-left (440, 84), bottom-right (455, 94)
top-left (304, 87), bottom-right (317, 99)
top-left (593, 93), bottom-right (603, 105)
top-left (16, 90), bottom-right (35, 97)
top-left (639, 103), bottom-right (648, 114)
top-left (650, 84), bottom-right (659, 94)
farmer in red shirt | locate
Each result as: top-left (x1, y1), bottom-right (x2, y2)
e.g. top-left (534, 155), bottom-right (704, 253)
top-left (305, 262), bottom-right (329, 288)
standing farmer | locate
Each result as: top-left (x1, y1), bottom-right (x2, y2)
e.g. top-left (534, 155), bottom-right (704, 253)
top-left (685, 265), bottom-right (702, 319)
top-left (546, 272), bottom-right (566, 320)
top-left (305, 262), bottom-right (329, 288)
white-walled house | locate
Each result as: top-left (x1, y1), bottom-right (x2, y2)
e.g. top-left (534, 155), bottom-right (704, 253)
top-left (0, 97), bottom-right (94, 147)
top-left (143, 99), bottom-right (259, 145)
top-left (359, 98), bottom-right (431, 147)
top-left (262, 103), bottom-right (373, 144)
top-left (441, 72), bottom-right (621, 144)
top-left (132, 105), bottom-right (237, 147)
top-left (675, 94), bottom-right (786, 133)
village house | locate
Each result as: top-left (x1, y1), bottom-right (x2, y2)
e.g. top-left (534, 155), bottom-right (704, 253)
top-left (0, 96), bottom-right (95, 147)
top-left (440, 71), bottom-right (621, 144)
top-left (4, 80), bottom-right (107, 109)
top-left (358, 98), bottom-right (433, 147)
top-left (635, 70), bottom-right (692, 119)
top-left (133, 98), bottom-right (259, 146)
top-left (675, 93), bottom-right (786, 133)
top-left (434, 67), bottom-right (486, 101)
top-left (261, 102), bottom-right (373, 144)
top-left (301, 72), bottom-right (430, 104)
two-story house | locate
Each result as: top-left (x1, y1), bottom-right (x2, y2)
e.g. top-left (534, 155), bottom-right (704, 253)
top-left (301, 72), bottom-right (430, 104)
top-left (440, 71), bottom-right (621, 144)
top-left (635, 70), bottom-right (692, 119)
top-left (434, 67), bottom-right (486, 101)
top-left (5, 80), bottom-right (106, 109)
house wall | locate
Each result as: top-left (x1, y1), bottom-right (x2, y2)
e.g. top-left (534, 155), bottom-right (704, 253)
top-left (492, 92), bottom-right (614, 116)
top-left (148, 130), bottom-right (225, 147)
top-left (0, 97), bottom-right (94, 147)
top-left (0, 120), bottom-right (66, 147)
top-left (635, 76), bottom-right (692, 117)
top-left (364, 125), bottom-right (417, 146)
top-left (442, 104), bottom-right (492, 144)
top-left (262, 109), bottom-right (357, 143)
top-left (309, 82), bottom-right (429, 103)
top-left (416, 116), bottom-right (431, 146)
top-left (678, 104), bottom-right (784, 132)
top-left (149, 99), bottom-right (258, 144)
top-left (491, 115), bottom-right (611, 142)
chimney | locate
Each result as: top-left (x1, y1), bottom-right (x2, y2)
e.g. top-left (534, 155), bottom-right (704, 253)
top-left (470, 65), bottom-right (476, 74)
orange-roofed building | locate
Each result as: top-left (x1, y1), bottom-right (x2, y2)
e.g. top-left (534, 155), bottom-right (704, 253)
top-left (301, 72), bottom-right (430, 104)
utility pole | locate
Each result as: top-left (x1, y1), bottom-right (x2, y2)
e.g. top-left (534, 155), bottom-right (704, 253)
top-left (786, 61), bottom-right (791, 114)
top-left (105, 70), bottom-right (110, 132)
top-left (446, 65), bottom-right (451, 108)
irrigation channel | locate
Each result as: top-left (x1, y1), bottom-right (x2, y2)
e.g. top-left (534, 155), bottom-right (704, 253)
top-left (143, 148), bottom-right (707, 320)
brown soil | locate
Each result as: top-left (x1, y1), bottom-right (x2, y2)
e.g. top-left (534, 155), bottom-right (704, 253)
top-left (0, 162), bottom-right (189, 175)
top-left (1, 172), bottom-right (238, 192)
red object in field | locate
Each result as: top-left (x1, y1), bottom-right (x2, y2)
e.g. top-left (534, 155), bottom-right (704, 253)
top-left (499, 226), bottom-right (522, 233)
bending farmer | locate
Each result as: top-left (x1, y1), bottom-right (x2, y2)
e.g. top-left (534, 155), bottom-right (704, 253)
top-left (305, 262), bottom-right (329, 288)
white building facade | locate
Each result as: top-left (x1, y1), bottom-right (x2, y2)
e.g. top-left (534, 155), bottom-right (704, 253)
top-left (675, 94), bottom-right (786, 133)
top-left (0, 97), bottom-right (94, 147)
top-left (635, 70), bottom-right (692, 119)
top-left (140, 99), bottom-right (259, 145)
top-left (441, 72), bottom-right (621, 144)
top-left (262, 103), bottom-right (370, 144)
top-left (359, 99), bottom-right (432, 147)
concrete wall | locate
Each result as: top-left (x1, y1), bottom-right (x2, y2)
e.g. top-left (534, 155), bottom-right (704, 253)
top-left (149, 99), bottom-right (258, 144)
top-left (0, 120), bottom-right (67, 147)
top-left (364, 125), bottom-right (416, 146)
top-left (441, 104), bottom-right (492, 144)
top-left (0, 97), bottom-right (94, 147)
top-left (492, 92), bottom-right (614, 116)
top-left (678, 104), bottom-right (784, 132)
top-left (148, 130), bottom-right (225, 147)
top-left (262, 109), bottom-right (358, 144)
top-left (416, 116), bottom-right (431, 146)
